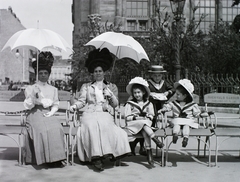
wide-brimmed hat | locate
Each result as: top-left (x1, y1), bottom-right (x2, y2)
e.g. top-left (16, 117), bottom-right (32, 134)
top-left (85, 48), bottom-right (113, 73)
top-left (148, 65), bottom-right (166, 73)
top-left (174, 79), bottom-right (194, 99)
top-left (126, 77), bottom-right (150, 97)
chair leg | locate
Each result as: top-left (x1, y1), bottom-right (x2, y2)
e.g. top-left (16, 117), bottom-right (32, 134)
top-left (215, 136), bottom-right (218, 166)
top-left (71, 135), bottom-right (76, 165)
top-left (204, 136), bottom-right (209, 157)
top-left (18, 134), bottom-right (22, 166)
top-left (197, 136), bottom-right (200, 157)
top-left (208, 137), bottom-right (211, 167)
top-left (66, 135), bottom-right (69, 165)
top-left (21, 133), bottom-right (26, 165)
top-left (165, 137), bottom-right (169, 166)
top-left (161, 147), bottom-right (165, 167)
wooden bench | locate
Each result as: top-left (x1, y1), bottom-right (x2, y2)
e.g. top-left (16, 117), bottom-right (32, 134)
top-left (0, 90), bottom-right (76, 166)
top-left (0, 111), bottom-right (28, 165)
top-left (0, 123), bottom-right (25, 165)
top-left (204, 93), bottom-right (240, 166)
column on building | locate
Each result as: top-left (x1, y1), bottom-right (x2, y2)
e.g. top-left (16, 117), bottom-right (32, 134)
top-left (115, 0), bottom-right (123, 29)
top-left (215, 0), bottom-right (223, 26)
top-left (90, 0), bottom-right (100, 14)
top-left (122, 0), bottom-right (127, 30)
top-left (149, 0), bottom-right (153, 30)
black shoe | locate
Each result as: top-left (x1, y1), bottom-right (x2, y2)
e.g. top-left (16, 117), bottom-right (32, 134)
top-left (92, 160), bottom-right (104, 171)
top-left (146, 149), bottom-right (155, 168)
top-left (172, 134), bottom-right (178, 144)
top-left (152, 137), bottom-right (164, 148)
top-left (129, 142), bottom-right (136, 156)
top-left (47, 161), bottom-right (64, 168)
top-left (182, 137), bottom-right (188, 148)
top-left (139, 146), bottom-right (147, 156)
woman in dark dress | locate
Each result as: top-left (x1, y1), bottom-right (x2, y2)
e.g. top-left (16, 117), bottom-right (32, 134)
top-left (23, 52), bottom-right (66, 167)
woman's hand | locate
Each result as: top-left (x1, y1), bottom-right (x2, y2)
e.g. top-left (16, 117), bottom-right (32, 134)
top-left (33, 85), bottom-right (41, 98)
top-left (43, 111), bottom-right (54, 117)
top-left (103, 87), bottom-right (113, 98)
top-left (135, 116), bottom-right (145, 120)
top-left (163, 91), bottom-right (169, 96)
top-left (69, 104), bottom-right (77, 112)
top-left (158, 109), bottom-right (167, 114)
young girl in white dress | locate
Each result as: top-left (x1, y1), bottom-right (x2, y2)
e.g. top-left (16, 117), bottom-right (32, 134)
top-left (125, 77), bottom-right (164, 168)
top-left (158, 79), bottom-right (208, 147)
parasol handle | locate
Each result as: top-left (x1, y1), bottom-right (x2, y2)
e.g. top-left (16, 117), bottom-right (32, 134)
top-left (110, 47), bottom-right (119, 81)
top-left (36, 49), bottom-right (39, 81)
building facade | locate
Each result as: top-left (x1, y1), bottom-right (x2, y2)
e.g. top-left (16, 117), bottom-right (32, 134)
top-left (0, 7), bottom-right (31, 83)
top-left (72, 0), bottom-right (240, 54)
top-left (49, 58), bottom-right (72, 84)
top-left (0, 7), bottom-right (73, 85)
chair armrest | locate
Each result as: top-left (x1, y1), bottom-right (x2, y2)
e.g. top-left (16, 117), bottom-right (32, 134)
top-left (65, 110), bottom-right (80, 127)
top-left (156, 112), bottom-right (169, 129)
top-left (198, 111), bottom-right (217, 129)
top-left (20, 112), bottom-right (26, 126)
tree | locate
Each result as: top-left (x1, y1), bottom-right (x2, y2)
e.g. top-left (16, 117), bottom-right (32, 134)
top-left (232, 0), bottom-right (240, 7)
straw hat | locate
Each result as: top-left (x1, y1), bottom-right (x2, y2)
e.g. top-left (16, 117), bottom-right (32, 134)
top-left (126, 77), bottom-right (150, 97)
top-left (174, 79), bottom-right (194, 99)
top-left (148, 65), bottom-right (166, 73)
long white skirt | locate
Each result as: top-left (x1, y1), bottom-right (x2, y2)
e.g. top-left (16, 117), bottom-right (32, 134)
top-left (76, 111), bottom-right (131, 162)
top-left (172, 118), bottom-right (199, 129)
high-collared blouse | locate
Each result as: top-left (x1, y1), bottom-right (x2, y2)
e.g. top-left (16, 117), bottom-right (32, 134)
top-left (74, 80), bottom-right (118, 112)
top-left (23, 81), bottom-right (59, 110)
top-left (125, 100), bottom-right (154, 121)
top-left (148, 78), bottom-right (175, 98)
top-left (162, 100), bottom-right (201, 119)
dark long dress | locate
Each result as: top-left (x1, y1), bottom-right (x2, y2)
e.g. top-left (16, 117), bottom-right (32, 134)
top-left (23, 82), bottom-right (66, 165)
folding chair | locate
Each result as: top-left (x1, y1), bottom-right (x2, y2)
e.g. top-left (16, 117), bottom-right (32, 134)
top-left (115, 104), bottom-right (166, 166)
top-left (163, 111), bottom-right (216, 167)
top-left (63, 103), bottom-right (80, 164)
top-left (0, 112), bottom-right (27, 166)
top-left (203, 92), bottom-right (240, 166)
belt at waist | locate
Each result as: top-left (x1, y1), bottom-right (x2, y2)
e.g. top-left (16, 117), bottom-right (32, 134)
top-left (33, 105), bottom-right (50, 111)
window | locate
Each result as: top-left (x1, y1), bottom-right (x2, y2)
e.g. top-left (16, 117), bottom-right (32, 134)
top-left (127, 0), bottom-right (148, 17)
top-left (194, 0), bottom-right (215, 32)
top-left (139, 20), bottom-right (147, 31)
top-left (127, 20), bottom-right (136, 31)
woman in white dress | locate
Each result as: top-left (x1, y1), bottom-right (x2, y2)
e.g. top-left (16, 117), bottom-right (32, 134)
top-left (23, 52), bottom-right (66, 167)
top-left (69, 48), bottom-right (131, 171)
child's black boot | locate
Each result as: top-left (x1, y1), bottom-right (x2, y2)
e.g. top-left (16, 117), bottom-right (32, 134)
top-left (172, 133), bottom-right (178, 144)
top-left (152, 137), bottom-right (164, 148)
top-left (146, 149), bottom-right (155, 168)
top-left (182, 137), bottom-right (188, 147)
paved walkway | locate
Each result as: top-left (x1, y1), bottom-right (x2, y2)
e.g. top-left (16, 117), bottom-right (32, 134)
top-left (0, 101), bottom-right (240, 182)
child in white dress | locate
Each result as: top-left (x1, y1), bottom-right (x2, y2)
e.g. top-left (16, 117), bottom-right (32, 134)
top-left (125, 77), bottom-right (164, 168)
top-left (158, 79), bottom-right (208, 147)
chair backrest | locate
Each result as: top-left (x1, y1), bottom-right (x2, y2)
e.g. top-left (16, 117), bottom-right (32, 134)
top-left (203, 93), bottom-right (240, 128)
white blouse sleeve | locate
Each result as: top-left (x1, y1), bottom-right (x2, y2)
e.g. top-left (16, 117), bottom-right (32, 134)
top-left (125, 103), bottom-right (134, 121)
top-left (50, 87), bottom-right (59, 113)
top-left (23, 86), bottom-right (36, 110)
top-left (192, 103), bottom-right (201, 117)
top-left (75, 83), bottom-right (87, 109)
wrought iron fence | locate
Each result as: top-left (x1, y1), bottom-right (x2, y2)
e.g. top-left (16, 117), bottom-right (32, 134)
top-left (77, 73), bottom-right (240, 105)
